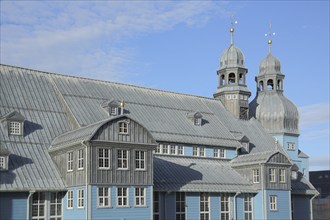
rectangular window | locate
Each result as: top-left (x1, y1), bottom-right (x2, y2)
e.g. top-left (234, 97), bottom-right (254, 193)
top-left (50, 192), bottom-right (63, 220)
top-left (135, 188), bottom-right (146, 207)
top-left (199, 147), bottom-right (205, 157)
top-left (110, 107), bottom-right (118, 116)
top-left (78, 149), bottom-right (84, 170)
top-left (213, 148), bottom-right (219, 158)
top-left (177, 146), bottom-right (184, 155)
top-left (119, 122), bottom-right (128, 134)
top-left (9, 121), bottom-right (21, 135)
top-left (77, 189), bottom-right (84, 208)
top-left (279, 169), bottom-right (286, 183)
top-left (287, 142), bottom-right (295, 150)
top-left (153, 192), bottom-right (160, 220)
top-left (135, 151), bottom-right (146, 170)
top-left (155, 144), bottom-right (161, 154)
top-left (244, 194), bottom-right (253, 220)
top-left (200, 192), bottom-right (209, 220)
top-left (221, 193), bottom-right (230, 220)
top-left (67, 190), bottom-right (73, 209)
top-left (170, 145), bottom-right (176, 154)
top-left (270, 195), bottom-right (277, 211)
top-left (118, 150), bottom-right (128, 169)
top-left (98, 187), bottom-right (110, 208)
top-left (194, 118), bottom-right (201, 126)
top-left (32, 192), bottom-right (45, 220)
top-left (163, 145), bottom-right (169, 154)
top-left (269, 168), bottom-right (276, 182)
top-left (117, 187), bottom-right (129, 207)
top-left (253, 169), bottom-right (260, 183)
top-left (67, 152), bottom-right (73, 172)
top-left (219, 148), bottom-right (225, 158)
top-left (193, 147), bottom-right (198, 156)
top-left (98, 148), bottom-right (110, 169)
top-left (176, 192), bottom-right (185, 220)
top-left (0, 157), bottom-right (5, 170)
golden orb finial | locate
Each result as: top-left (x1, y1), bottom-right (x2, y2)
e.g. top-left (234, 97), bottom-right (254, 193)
top-left (268, 39), bottom-right (272, 44)
top-left (230, 27), bottom-right (234, 33)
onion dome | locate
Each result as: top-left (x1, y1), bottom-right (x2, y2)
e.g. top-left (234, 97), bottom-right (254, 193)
top-left (219, 44), bottom-right (245, 70)
top-left (258, 53), bottom-right (282, 76)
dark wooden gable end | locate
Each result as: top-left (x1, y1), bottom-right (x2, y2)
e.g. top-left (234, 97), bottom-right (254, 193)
top-left (267, 152), bottom-right (291, 165)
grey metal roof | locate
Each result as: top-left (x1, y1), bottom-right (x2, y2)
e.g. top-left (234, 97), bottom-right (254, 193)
top-left (153, 155), bottom-right (256, 193)
top-left (230, 151), bottom-right (277, 166)
top-left (298, 150), bottom-right (309, 158)
top-left (292, 173), bottom-right (319, 195)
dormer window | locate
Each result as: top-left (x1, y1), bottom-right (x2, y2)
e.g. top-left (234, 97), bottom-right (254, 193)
top-left (1, 111), bottom-right (25, 136)
top-left (119, 121), bottom-right (129, 134)
top-left (194, 118), bottom-right (201, 126)
top-left (187, 112), bottom-right (203, 126)
top-left (110, 107), bottom-right (118, 116)
top-left (9, 121), bottom-right (22, 135)
top-left (0, 147), bottom-right (10, 171)
top-left (101, 100), bottom-right (125, 116)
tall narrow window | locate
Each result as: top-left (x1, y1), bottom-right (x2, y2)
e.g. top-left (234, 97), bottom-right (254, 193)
top-left (50, 192), bottom-right (63, 220)
top-left (9, 121), bottom-right (21, 135)
top-left (199, 147), bottom-right (205, 157)
top-left (176, 192), bottom-right (185, 220)
top-left (32, 192), bottom-right (45, 220)
top-left (135, 188), bottom-right (146, 207)
top-left (270, 195), bottom-right (277, 211)
top-left (119, 122), bottom-right (128, 134)
top-left (135, 151), bottom-right (146, 170)
top-left (219, 148), bottom-right (225, 158)
top-left (153, 192), bottom-right (160, 220)
top-left (193, 147), bottom-right (198, 156)
top-left (279, 169), bottom-right (286, 183)
top-left (221, 193), bottom-right (230, 220)
top-left (155, 144), bottom-right (161, 154)
top-left (67, 152), bottom-right (73, 172)
top-left (98, 187), bottom-right (110, 208)
top-left (200, 192), bottom-right (210, 220)
top-left (163, 145), bottom-right (169, 154)
top-left (170, 145), bottom-right (176, 154)
top-left (77, 189), bottom-right (84, 208)
top-left (213, 148), bottom-right (219, 158)
top-left (67, 190), bottom-right (73, 209)
top-left (253, 169), bottom-right (260, 183)
top-left (0, 157), bottom-right (5, 170)
top-left (244, 194), bottom-right (253, 220)
top-left (78, 149), bottom-right (84, 170)
top-left (177, 146), bottom-right (184, 155)
top-left (269, 168), bottom-right (276, 182)
top-left (118, 150), bottom-right (128, 169)
top-left (117, 187), bottom-right (129, 207)
top-left (267, 79), bottom-right (274, 90)
top-left (228, 73), bottom-right (236, 84)
top-left (98, 148), bottom-right (110, 169)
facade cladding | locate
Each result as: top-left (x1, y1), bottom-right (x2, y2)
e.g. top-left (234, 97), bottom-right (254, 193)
top-left (0, 27), bottom-right (318, 220)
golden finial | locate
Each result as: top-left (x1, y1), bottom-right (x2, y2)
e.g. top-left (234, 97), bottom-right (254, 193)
top-left (230, 14), bottom-right (237, 44)
top-left (265, 22), bottom-right (275, 53)
top-left (120, 100), bottom-right (125, 108)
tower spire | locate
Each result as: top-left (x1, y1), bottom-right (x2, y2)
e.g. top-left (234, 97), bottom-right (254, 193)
top-left (265, 22), bottom-right (275, 53)
top-left (230, 15), bottom-right (237, 45)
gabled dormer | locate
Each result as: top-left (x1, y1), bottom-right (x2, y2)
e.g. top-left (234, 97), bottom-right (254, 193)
top-left (101, 99), bottom-right (125, 116)
top-left (0, 144), bottom-right (11, 171)
top-left (187, 112), bottom-right (203, 126)
top-left (0, 110), bottom-right (25, 136)
top-left (234, 133), bottom-right (250, 154)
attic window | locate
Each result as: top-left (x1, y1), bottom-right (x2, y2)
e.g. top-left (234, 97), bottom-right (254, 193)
top-left (0, 157), bottom-right (6, 170)
top-left (1, 111), bottom-right (25, 136)
top-left (194, 118), bottom-right (201, 126)
top-left (101, 100), bottom-right (125, 116)
top-left (9, 121), bottom-right (22, 135)
top-left (187, 112), bottom-right (203, 126)
top-left (119, 121), bottom-right (129, 134)
top-left (0, 147), bottom-right (10, 171)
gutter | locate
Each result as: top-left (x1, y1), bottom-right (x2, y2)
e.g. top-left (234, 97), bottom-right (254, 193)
top-left (26, 190), bottom-right (35, 220)
top-left (233, 192), bottom-right (241, 220)
top-left (81, 141), bottom-right (90, 220)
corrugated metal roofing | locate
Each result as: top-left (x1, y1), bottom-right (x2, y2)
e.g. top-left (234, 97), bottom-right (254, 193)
top-left (292, 174), bottom-right (318, 195)
top-left (153, 155), bottom-right (256, 193)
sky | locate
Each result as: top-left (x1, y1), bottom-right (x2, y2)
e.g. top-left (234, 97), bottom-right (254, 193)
top-left (1, 1), bottom-right (329, 171)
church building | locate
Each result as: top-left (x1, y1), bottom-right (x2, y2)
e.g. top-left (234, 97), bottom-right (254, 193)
top-left (0, 24), bottom-right (318, 220)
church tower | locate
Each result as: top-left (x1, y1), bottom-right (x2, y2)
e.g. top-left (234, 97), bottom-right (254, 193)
top-left (213, 21), bottom-right (251, 120)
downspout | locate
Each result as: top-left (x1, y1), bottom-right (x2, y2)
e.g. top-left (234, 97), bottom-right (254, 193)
top-left (261, 164), bottom-right (266, 220)
top-left (81, 141), bottom-right (89, 220)
top-left (26, 190), bottom-right (35, 220)
top-left (310, 193), bottom-right (319, 220)
top-left (233, 192), bottom-right (241, 220)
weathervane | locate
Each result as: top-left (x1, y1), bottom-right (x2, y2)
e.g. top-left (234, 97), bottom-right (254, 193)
top-left (230, 14), bottom-right (237, 45)
top-left (265, 22), bottom-right (275, 53)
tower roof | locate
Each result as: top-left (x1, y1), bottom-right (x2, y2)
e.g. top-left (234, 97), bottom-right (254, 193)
top-left (219, 44), bottom-right (245, 70)
top-left (258, 53), bottom-right (282, 76)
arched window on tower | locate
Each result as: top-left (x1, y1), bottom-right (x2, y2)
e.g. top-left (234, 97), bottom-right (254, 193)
top-left (239, 73), bottom-right (243, 84)
top-left (267, 79), bottom-right (274, 90)
top-left (228, 73), bottom-right (236, 84)
top-left (277, 80), bottom-right (282, 90)
top-left (221, 75), bottom-right (225, 86)
top-left (259, 81), bottom-right (264, 91)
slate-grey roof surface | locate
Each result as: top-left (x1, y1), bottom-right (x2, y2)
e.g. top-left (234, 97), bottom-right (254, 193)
top-left (154, 155), bottom-right (256, 193)
top-left (292, 173), bottom-right (318, 195)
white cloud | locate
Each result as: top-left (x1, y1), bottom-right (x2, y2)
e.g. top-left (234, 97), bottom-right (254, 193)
top-left (1, 1), bottom-right (230, 81)
top-left (299, 103), bottom-right (330, 128)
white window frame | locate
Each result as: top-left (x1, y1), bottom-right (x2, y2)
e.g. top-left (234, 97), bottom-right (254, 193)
top-left (221, 193), bottom-right (231, 220)
top-left (67, 190), bottom-right (73, 209)
top-left (98, 148), bottom-right (110, 169)
top-left (117, 187), bottom-right (129, 207)
top-left (78, 149), bottom-right (84, 170)
top-left (176, 192), bottom-right (186, 220)
top-left (193, 147), bottom-right (198, 156)
top-left (287, 142), bottom-right (295, 150)
top-left (98, 187), bottom-right (111, 208)
top-left (135, 151), bottom-right (146, 170)
top-left (110, 107), bottom-right (118, 116)
top-left (170, 145), bottom-right (176, 154)
top-left (31, 192), bottom-right (45, 220)
top-left (119, 121), bottom-right (128, 134)
top-left (155, 144), bottom-right (162, 154)
top-left (193, 147), bottom-right (205, 157)
top-left (214, 148), bottom-right (226, 158)
top-left (50, 192), bottom-right (63, 219)
top-left (177, 145), bottom-right (184, 155)
top-left (9, 121), bottom-right (21, 135)
top-left (269, 168), bottom-right (276, 182)
top-left (67, 152), bottom-right (73, 172)
top-left (270, 195), bottom-right (277, 211)
top-left (253, 169), bottom-right (260, 183)
top-left (163, 145), bottom-right (169, 154)
top-left (135, 187), bottom-right (146, 207)
top-left (0, 156), bottom-right (5, 170)
top-left (244, 194), bottom-right (253, 220)
top-left (194, 117), bottom-right (201, 126)
top-left (200, 192), bottom-right (210, 220)
top-left (199, 147), bottom-right (205, 157)
top-left (279, 169), bottom-right (286, 183)
top-left (77, 188), bottom-right (84, 208)
top-left (117, 149), bottom-right (129, 169)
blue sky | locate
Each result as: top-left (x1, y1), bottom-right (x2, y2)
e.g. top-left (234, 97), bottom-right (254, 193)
top-left (1, 1), bottom-right (329, 171)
